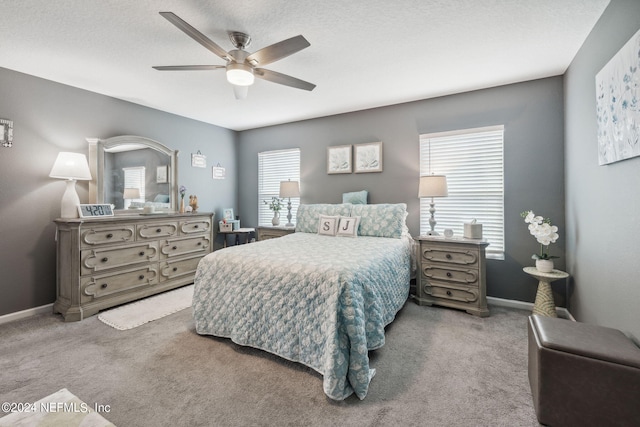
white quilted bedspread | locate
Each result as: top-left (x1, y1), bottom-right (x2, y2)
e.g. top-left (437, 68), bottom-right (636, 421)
top-left (192, 232), bottom-right (411, 400)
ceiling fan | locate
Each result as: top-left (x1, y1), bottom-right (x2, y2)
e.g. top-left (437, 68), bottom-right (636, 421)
top-left (153, 12), bottom-right (316, 99)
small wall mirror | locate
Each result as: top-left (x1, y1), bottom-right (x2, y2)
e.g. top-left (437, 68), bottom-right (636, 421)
top-left (88, 135), bottom-right (178, 212)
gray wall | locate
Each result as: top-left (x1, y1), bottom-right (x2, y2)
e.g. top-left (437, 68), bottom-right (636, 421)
top-left (0, 67), bottom-right (237, 316)
top-left (238, 77), bottom-right (566, 303)
top-left (564, 0), bottom-right (640, 340)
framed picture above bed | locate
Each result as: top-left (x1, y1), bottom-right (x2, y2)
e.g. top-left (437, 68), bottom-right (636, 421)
top-left (354, 142), bottom-right (383, 173)
top-left (327, 145), bottom-right (352, 174)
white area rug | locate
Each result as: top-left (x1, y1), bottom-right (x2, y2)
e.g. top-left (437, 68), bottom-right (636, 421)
top-left (98, 285), bottom-right (193, 330)
top-left (0, 388), bottom-right (115, 426)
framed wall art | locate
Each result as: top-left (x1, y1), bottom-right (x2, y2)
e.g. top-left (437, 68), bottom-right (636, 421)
top-left (156, 165), bottom-right (168, 183)
top-left (595, 28), bottom-right (640, 165)
top-left (191, 151), bottom-right (206, 168)
top-left (354, 142), bottom-right (383, 173)
top-left (1, 118), bottom-right (13, 148)
top-left (327, 145), bottom-right (352, 174)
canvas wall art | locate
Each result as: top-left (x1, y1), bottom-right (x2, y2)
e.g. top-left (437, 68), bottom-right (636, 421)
top-left (595, 28), bottom-right (640, 165)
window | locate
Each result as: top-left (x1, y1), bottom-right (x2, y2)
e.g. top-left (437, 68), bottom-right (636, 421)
top-left (123, 166), bottom-right (145, 208)
top-left (258, 148), bottom-right (300, 226)
top-left (419, 126), bottom-right (504, 259)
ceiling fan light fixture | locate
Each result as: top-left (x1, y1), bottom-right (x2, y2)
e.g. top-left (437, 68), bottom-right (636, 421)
top-left (226, 63), bottom-right (254, 86)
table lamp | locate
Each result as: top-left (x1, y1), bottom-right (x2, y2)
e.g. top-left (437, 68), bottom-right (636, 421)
top-left (279, 180), bottom-right (300, 227)
top-left (49, 152), bottom-right (93, 218)
top-left (123, 188), bottom-right (141, 209)
top-left (418, 174), bottom-right (448, 235)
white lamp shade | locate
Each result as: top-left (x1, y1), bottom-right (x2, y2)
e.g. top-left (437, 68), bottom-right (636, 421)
top-left (123, 188), bottom-right (141, 199)
top-left (49, 152), bottom-right (92, 180)
top-left (279, 180), bottom-right (300, 198)
top-left (418, 175), bottom-right (448, 198)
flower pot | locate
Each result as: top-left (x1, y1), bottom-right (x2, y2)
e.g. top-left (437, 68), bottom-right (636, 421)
top-left (536, 259), bottom-right (554, 273)
top-left (271, 211), bottom-right (280, 226)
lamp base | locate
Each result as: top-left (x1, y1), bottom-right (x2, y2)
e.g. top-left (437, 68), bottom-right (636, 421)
top-left (60, 179), bottom-right (80, 218)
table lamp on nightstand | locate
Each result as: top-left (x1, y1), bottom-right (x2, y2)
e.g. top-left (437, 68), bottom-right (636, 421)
top-left (418, 174), bottom-right (448, 235)
top-left (279, 179), bottom-right (300, 227)
top-left (123, 188), bottom-right (141, 209)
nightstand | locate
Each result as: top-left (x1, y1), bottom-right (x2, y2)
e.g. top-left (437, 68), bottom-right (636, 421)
top-left (256, 226), bottom-right (295, 241)
top-left (414, 236), bottom-right (490, 317)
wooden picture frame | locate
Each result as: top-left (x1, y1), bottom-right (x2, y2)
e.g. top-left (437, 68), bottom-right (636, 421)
top-left (354, 142), bottom-right (383, 173)
top-left (327, 145), bottom-right (352, 174)
top-left (156, 165), bottom-right (168, 183)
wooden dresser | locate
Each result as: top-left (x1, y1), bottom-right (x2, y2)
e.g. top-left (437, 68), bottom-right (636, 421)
top-left (54, 213), bottom-right (214, 321)
top-left (414, 236), bottom-right (490, 317)
top-left (256, 226), bottom-right (295, 241)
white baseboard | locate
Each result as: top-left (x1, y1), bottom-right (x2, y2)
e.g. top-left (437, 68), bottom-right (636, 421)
top-left (0, 304), bottom-right (53, 326)
top-left (487, 296), bottom-right (575, 321)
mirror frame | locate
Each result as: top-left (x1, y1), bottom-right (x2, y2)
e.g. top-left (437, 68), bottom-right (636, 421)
top-left (87, 135), bottom-right (179, 212)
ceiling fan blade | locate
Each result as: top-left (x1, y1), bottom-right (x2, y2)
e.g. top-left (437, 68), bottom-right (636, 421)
top-left (254, 68), bottom-right (316, 91)
top-left (246, 35), bottom-right (310, 67)
top-left (153, 65), bottom-right (226, 71)
top-left (159, 12), bottom-right (233, 62)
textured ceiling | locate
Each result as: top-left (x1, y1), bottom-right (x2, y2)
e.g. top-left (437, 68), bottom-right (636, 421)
top-left (0, 0), bottom-right (609, 131)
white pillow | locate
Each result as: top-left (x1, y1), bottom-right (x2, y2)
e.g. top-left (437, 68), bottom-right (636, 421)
top-left (337, 216), bottom-right (360, 237)
top-left (318, 215), bottom-right (340, 236)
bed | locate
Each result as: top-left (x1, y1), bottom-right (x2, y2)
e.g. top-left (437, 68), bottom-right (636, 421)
top-left (192, 203), bottom-right (412, 400)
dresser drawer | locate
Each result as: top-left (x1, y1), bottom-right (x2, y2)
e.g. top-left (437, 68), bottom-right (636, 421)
top-left (82, 265), bottom-right (159, 300)
top-left (421, 245), bottom-right (478, 267)
top-left (81, 242), bottom-right (158, 275)
top-left (422, 281), bottom-right (479, 304)
top-left (160, 235), bottom-right (210, 258)
top-left (180, 218), bottom-right (211, 235)
top-left (137, 222), bottom-right (178, 239)
top-left (160, 255), bottom-right (203, 281)
top-left (81, 225), bottom-right (135, 247)
top-left (422, 264), bottom-right (479, 286)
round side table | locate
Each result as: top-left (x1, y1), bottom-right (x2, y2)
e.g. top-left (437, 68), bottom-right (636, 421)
top-left (523, 267), bottom-right (569, 317)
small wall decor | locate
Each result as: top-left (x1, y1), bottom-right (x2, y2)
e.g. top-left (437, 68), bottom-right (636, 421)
top-left (156, 165), bottom-right (168, 183)
top-left (596, 28), bottom-right (640, 165)
top-left (191, 151), bottom-right (207, 168)
top-left (1, 119), bottom-right (13, 148)
top-left (212, 163), bottom-right (226, 179)
top-left (327, 145), bottom-right (352, 174)
top-left (354, 141), bottom-right (383, 173)
top-left (223, 208), bottom-right (234, 221)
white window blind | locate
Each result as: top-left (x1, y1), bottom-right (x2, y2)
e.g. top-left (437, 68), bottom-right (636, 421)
top-left (258, 148), bottom-right (300, 226)
top-left (123, 166), bottom-right (145, 208)
top-left (419, 126), bottom-right (504, 259)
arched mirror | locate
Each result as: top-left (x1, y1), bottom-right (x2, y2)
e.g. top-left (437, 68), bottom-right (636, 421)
top-left (88, 135), bottom-right (178, 213)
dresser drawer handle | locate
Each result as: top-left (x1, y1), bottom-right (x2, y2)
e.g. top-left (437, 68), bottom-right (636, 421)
top-left (446, 254), bottom-right (452, 259)
top-left (138, 275), bottom-right (145, 280)
top-left (446, 290), bottom-right (452, 296)
top-left (156, 228), bottom-right (162, 233)
top-left (172, 245), bottom-right (178, 250)
top-left (194, 224), bottom-right (199, 228)
top-left (197, 242), bottom-right (202, 246)
top-left (101, 283), bottom-right (108, 289)
top-left (446, 272), bottom-right (452, 278)
top-left (101, 257), bottom-right (109, 263)
top-left (139, 251), bottom-right (145, 256)
top-left (106, 233), bottom-right (113, 239)
top-left (172, 267), bottom-right (178, 272)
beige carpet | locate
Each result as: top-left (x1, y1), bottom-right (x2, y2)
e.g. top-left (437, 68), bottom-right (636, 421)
top-left (0, 388), bottom-right (115, 426)
top-left (97, 285), bottom-right (193, 330)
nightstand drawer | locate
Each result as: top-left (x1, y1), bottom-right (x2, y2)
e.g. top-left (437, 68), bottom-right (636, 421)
top-left (422, 265), bottom-right (479, 286)
top-left (422, 282), bottom-right (479, 304)
top-left (421, 245), bottom-right (479, 266)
